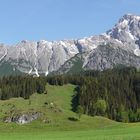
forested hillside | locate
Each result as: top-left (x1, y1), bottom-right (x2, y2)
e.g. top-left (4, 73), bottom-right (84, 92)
top-left (47, 67), bottom-right (140, 122)
top-left (0, 67), bottom-right (140, 122)
top-left (0, 76), bottom-right (46, 99)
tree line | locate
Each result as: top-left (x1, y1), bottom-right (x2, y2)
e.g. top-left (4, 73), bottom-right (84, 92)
top-left (0, 76), bottom-right (46, 100)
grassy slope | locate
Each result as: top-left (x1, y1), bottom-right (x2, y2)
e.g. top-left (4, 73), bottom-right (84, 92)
top-left (0, 84), bottom-right (139, 140)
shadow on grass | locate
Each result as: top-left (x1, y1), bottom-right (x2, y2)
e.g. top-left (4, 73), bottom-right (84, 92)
top-left (68, 117), bottom-right (79, 121)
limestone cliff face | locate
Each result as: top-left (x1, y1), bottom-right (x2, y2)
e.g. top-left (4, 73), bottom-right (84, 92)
top-left (0, 14), bottom-right (140, 76)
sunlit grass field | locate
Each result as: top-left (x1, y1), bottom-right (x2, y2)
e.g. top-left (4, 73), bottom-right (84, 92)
top-left (0, 84), bottom-right (139, 140)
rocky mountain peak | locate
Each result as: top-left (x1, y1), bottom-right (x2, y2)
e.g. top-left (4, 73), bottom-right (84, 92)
top-left (122, 14), bottom-right (140, 21)
top-left (105, 14), bottom-right (140, 57)
top-left (107, 14), bottom-right (140, 39)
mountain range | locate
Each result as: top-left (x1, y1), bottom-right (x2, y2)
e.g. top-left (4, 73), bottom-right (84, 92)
top-left (0, 14), bottom-right (140, 76)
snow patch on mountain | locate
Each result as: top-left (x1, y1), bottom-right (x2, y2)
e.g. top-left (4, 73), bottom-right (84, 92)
top-left (34, 68), bottom-right (39, 77)
top-left (134, 49), bottom-right (140, 56)
top-left (0, 48), bottom-right (7, 61)
top-left (28, 69), bottom-right (32, 74)
top-left (45, 71), bottom-right (49, 76)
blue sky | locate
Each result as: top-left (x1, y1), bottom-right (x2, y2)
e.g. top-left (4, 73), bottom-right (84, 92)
top-left (0, 0), bottom-right (140, 45)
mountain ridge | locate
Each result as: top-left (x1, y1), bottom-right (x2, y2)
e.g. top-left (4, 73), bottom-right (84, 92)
top-left (0, 14), bottom-right (140, 76)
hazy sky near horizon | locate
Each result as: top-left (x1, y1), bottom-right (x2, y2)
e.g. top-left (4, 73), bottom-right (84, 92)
top-left (0, 0), bottom-right (140, 45)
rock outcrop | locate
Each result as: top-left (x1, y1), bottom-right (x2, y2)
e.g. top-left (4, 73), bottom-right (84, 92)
top-left (4, 112), bottom-right (41, 124)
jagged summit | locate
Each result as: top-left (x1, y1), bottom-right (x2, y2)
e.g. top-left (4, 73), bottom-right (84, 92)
top-left (122, 13), bottom-right (140, 20)
top-left (106, 14), bottom-right (140, 56)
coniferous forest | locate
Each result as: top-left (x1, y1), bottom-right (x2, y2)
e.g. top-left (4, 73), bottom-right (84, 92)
top-left (0, 76), bottom-right (46, 100)
top-left (47, 67), bottom-right (140, 122)
top-left (0, 67), bottom-right (140, 122)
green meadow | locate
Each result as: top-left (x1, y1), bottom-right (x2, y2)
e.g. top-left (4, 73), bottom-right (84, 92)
top-left (0, 84), bottom-right (139, 140)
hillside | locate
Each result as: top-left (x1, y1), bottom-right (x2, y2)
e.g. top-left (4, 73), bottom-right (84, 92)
top-left (0, 84), bottom-right (139, 140)
top-left (0, 67), bottom-right (139, 123)
top-left (0, 84), bottom-right (115, 126)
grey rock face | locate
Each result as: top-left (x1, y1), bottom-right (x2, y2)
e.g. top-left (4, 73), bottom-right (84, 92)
top-left (0, 14), bottom-right (140, 76)
top-left (56, 14), bottom-right (140, 73)
top-left (84, 43), bottom-right (140, 71)
top-left (1, 40), bottom-right (81, 76)
top-left (107, 14), bottom-right (140, 55)
top-left (4, 112), bottom-right (41, 124)
top-left (0, 38), bottom-right (100, 76)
